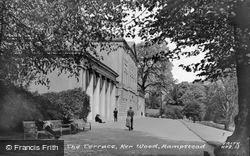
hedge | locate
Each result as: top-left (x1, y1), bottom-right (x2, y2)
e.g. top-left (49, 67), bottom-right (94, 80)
top-left (43, 88), bottom-right (90, 120)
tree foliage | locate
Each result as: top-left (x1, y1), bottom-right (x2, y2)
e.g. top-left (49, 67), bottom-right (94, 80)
top-left (145, 91), bottom-right (161, 109)
top-left (126, 0), bottom-right (240, 80)
top-left (0, 0), bottom-right (124, 87)
top-left (163, 105), bottom-right (183, 119)
top-left (165, 82), bottom-right (206, 106)
top-left (126, 0), bottom-right (250, 155)
top-left (43, 88), bottom-right (90, 120)
top-left (162, 82), bottom-right (206, 120)
top-left (204, 75), bottom-right (238, 130)
top-left (182, 101), bottom-right (203, 121)
top-left (136, 42), bottom-right (175, 94)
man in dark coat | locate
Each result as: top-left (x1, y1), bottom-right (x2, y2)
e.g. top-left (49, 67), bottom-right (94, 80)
top-left (113, 108), bottom-right (118, 122)
top-left (127, 107), bottom-right (135, 130)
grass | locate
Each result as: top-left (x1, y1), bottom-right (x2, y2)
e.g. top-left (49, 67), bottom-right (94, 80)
top-left (198, 121), bottom-right (234, 132)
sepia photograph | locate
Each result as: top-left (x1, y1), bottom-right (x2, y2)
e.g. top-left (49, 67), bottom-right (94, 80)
top-left (0, 0), bottom-right (249, 156)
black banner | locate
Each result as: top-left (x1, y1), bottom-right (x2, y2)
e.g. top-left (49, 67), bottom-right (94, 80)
top-left (0, 140), bottom-right (64, 156)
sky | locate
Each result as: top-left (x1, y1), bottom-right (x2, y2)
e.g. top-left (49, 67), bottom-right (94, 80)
top-left (166, 39), bottom-right (205, 83)
top-left (125, 36), bottom-right (205, 83)
top-left (171, 54), bottom-right (204, 83)
top-left (123, 9), bottom-right (205, 83)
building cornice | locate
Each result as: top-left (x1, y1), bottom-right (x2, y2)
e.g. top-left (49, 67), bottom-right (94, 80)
top-left (97, 38), bottom-right (137, 64)
top-left (84, 52), bottom-right (119, 83)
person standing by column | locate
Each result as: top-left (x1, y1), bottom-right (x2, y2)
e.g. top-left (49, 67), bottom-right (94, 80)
top-left (113, 108), bottom-right (118, 122)
top-left (127, 107), bottom-right (134, 130)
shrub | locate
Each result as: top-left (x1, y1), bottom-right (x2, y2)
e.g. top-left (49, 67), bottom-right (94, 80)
top-left (182, 101), bottom-right (205, 121)
top-left (33, 94), bottom-right (61, 120)
top-left (145, 109), bottom-right (160, 118)
top-left (147, 113), bottom-right (160, 118)
top-left (163, 105), bottom-right (184, 119)
top-left (43, 88), bottom-right (90, 120)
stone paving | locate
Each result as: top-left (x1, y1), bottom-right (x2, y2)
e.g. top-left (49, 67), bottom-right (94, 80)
top-left (92, 117), bottom-right (206, 142)
top-left (62, 117), bottom-right (216, 156)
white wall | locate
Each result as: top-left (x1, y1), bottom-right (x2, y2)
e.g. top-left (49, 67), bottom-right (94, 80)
top-left (29, 69), bottom-right (83, 93)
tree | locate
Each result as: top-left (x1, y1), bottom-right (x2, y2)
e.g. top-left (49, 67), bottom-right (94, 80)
top-left (145, 90), bottom-right (161, 109)
top-left (164, 82), bottom-right (189, 106)
top-left (165, 82), bottom-right (206, 106)
top-left (180, 83), bottom-right (206, 106)
top-left (162, 81), bottom-right (207, 121)
top-left (218, 76), bottom-right (238, 131)
top-left (136, 42), bottom-right (175, 95)
top-left (0, 0), bottom-right (123, 87)
top-left (126, 0), bottom-right (250, 155)
top-left (205, 75), bottom-right (238, 130)
top-left (182, 101), bottom-right (203, 122)
top-left (163, 105), bottom-right (183, 119)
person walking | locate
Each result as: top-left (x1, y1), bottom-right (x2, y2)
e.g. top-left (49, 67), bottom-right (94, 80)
top-left (125, 115), bottom-right (132, 131)
top-left (113, 108), bottom-right (118, 122)
top-left (127, 107), bottom-right (134, 130)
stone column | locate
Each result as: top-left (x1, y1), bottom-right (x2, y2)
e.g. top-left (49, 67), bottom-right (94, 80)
top-left (93, 75), bottom-right (100, 118)
top-left (104, 79), bottom-right (107, 120)
top-left (109, 83), bottom-right (113, 120)
top-left (100, 77), bottom-right (106, 118)
top-left (86, 72), bottom-right (94, 121)
top-left (110, 83), bottom-right (116, 119)
top-left (106, 81), bottom-right (111, 120)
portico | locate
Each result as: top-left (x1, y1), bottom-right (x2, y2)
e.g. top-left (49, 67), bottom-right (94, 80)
top-left (81, 53), bottom-right (119, 121)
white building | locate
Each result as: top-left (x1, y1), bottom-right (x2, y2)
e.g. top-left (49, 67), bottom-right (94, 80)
top-left (30, 39), bottom-right (145, 121)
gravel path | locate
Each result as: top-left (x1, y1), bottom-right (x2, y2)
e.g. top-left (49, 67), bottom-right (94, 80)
top-left (62, 117), bottom-right (215, 156)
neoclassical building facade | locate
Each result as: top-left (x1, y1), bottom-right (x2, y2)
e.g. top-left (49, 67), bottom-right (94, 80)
top-left (30, 39), bottom-right (145, 121)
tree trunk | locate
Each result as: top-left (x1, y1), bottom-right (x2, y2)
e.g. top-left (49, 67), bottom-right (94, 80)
top-left (224, 111), bottom-right (231, 131)
top-left (224, 122), bottom-right (229, 131)
top-left (215, 1), bottom-right (250, 155)
top-left (215, 57), bottom-right (250, 156)
top-left (214, 35), bottom-right (250, 155)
